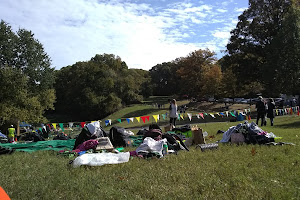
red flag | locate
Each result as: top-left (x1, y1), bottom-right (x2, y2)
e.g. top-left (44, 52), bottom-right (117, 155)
top-left (141, 116), bottom-right (146, 123)
top-left (298, 110), bottom-right (299, 116)
top-left (145, 116), bottom-right (150, 121)
top-left (199, 113), bottom-right (204, 119)
top-left (80, 122), bottom-right (86, 128)
top-left (248, 115), bottom-right (251, 120)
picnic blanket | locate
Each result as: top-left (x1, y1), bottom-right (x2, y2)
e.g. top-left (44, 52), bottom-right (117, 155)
top-left (0, 139), bottom-right (75, 153)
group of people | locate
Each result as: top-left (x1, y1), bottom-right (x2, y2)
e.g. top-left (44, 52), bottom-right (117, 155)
top-left (256, 96), bottom-right (276, 126)
top-left (169, 96), bottom-right (277, 128)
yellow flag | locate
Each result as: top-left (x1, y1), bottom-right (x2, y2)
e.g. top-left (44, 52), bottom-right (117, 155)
top-left (52, 123), bottom-right (57, 129)
top-left (153, 115), bottom-right (159, 123)
top-left (136, 117), bottom-right (141, 123)
top-left (91, 121), bottom-right (96, 123)
top-left (180, 114), bottom-right (184, 120)
top-left (276, 109), bottom-right (278, 116)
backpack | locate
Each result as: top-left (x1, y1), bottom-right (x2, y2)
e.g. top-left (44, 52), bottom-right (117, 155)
top-left (143, 129), bottom-right (163, 140)
top-left (109, 127), bottom-right (133, 147)
top-left (162, 133), bottom-right (189, 152)
top-left (53, 133), bottom-right (71, 140)
top-left (73, 125), bottom-right (107, 150)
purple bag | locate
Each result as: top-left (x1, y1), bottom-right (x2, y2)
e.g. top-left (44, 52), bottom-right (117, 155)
top-left (76, 139), bottom-right (99, 151)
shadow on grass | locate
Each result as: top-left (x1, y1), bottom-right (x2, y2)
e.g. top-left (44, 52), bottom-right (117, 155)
top-left (276, 121), bottom-right (300, 129)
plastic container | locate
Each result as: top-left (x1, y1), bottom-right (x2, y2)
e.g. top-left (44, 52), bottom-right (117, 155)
top-left (162, 143), bottom-right (168, 155)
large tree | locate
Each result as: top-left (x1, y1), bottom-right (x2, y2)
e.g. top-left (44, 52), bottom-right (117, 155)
top-left (176, 49), bottom-right (219, 98)
top-left (149, 62), bottom-right (179, 96)
top-left (54, 54), bottom-right (150, 121)
top-left (221, 0), bottom-right (295, 96)
top-left (0, 20), bottom-right (55, 125)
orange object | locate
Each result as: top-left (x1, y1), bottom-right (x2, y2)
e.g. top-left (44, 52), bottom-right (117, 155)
top-left (0, 187), bottom-right (11, 200)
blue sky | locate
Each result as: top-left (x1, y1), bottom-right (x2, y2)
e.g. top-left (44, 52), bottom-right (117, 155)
top-left (0, 0), bottom-right (248, 70)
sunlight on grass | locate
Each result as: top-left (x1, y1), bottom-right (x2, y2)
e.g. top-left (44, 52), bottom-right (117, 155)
top-left (0, 115), bottom-right (299, 199)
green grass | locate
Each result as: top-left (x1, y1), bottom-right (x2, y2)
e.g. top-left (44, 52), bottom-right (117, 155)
top-left (1, 115), bottom-right (300, 199)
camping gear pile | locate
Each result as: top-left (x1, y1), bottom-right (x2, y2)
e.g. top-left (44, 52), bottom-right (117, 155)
top-left (220, 121), bottom-right (279, 144)
top-left (0, 121), bottom-right (214, 167)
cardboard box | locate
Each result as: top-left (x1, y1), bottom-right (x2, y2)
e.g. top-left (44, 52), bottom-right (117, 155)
top-left (192, 128), bottom-right (205, 145)
top-left (96, 137), bottom-right (114, 151)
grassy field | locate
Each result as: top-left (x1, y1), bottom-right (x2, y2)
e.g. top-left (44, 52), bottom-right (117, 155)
top-left (0, 115), bottom-right (299, 200)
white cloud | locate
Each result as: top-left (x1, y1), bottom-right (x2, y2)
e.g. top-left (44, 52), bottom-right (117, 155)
top-left (235, 7), bottom-right (247, 12)
top-left (0, 0), bottom-right (246, 70)
top-left (213, 31), bottom-right (231, 39)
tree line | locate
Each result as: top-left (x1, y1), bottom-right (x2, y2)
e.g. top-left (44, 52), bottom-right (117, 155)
top-left (0, 0), bottom-right (299, 124)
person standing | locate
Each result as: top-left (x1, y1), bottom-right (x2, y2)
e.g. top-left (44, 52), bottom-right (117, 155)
top-left (7, 125), bottom-right (16, 143)
top-left (256, 96), bottom-right (266, 126)
top-left (169, 99), bottom-right (178, 127)
top-left (267, 98), bottom-right (276, 126)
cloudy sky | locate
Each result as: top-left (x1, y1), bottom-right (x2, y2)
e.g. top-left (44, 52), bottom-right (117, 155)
top-left (0, 0), bottom-right (248, 70)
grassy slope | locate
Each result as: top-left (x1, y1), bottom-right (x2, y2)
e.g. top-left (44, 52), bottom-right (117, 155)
top-left (0, 115), bottom-right (299, 199)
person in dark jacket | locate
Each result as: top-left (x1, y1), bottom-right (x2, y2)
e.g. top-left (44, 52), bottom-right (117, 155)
top-left (256, 96), bottom-right (266, 126)
top-left (267, 98), bottom-right (276, 126)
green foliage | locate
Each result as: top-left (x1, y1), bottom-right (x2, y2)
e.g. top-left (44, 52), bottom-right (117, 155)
top-left (0, 20), bottom-right (55, 124)
top-left (54, 54), bottom-right (151, 121)
top-left (176, 49), bottom-right (219, 98)
top-left (149, 62), bottom-right (179, 96)
top-left (222, 0), bottom-right (299, 96)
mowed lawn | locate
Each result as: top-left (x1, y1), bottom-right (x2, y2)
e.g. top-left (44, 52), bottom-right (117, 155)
top-left (0, 115), bottom-right (300, 200)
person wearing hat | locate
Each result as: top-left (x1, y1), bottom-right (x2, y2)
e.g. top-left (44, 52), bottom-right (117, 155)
top-left (7, 125), bottom-right (16, 143)
top-left (256, 96), bottom-right (266, 126)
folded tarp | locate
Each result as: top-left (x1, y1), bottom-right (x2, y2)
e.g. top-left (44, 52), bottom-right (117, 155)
top-left (0, 139), bottom-right (75, 153)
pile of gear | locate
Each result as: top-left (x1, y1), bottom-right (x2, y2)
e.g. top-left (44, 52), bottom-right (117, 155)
top-left (220, 121), bottom-right (280, 144)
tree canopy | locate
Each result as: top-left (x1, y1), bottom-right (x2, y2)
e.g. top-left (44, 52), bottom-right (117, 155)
top-left (54, 54), bottom-right (151, 121)
top-left (0, 20), bottom-right (55, 124)
top-left (221, 0), bottom-right (300, 96)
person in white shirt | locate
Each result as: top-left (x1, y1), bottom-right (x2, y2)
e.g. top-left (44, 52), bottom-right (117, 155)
top-left (169, 99), bottom-right (178, 126)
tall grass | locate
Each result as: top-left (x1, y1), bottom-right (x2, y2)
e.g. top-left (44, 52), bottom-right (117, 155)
top-left (0, 115), bottom-right (299, 200)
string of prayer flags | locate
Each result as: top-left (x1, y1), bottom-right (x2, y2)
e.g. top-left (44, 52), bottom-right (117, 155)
top-left (199, 113), bottom-right (204, 119)
top-left (230, 112), bottom-right (236, 117)
top-left (141, 116), bottom-right (150, 123)
top-left (153, 115), bottom-right (159, 122)
top-left (162, 114), bottom-right (166, 120)
top-left (104, 119), bottom-right (111, 126)
top-left (126, 118), bottom-right (131, 124)
top-left (135, 117), bottom-right (140, 123)
top-left (117, 119), bottom-right (122, 123)
top-left (187, 113), bottom-right (192, 121)
top-left (52, 123), bottom-right (57, 129)
top-left (59, 123), bottom-right (64, 131)
top-left (209, 113), bottom-right (215, 118)
top-left (226, 111), bottom-right (229, 117)
top-left (180, 114), bottom-right (184, 120)
top-left (80, 122), bottom-right (86, 128)
top-left (68, 122), bottom-right (74, 128)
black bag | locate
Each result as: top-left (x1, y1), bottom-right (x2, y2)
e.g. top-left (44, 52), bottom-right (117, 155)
top-left (143, 129), bottom-right (162, 140)
top-left (137, 128), bottom-right (148, 136)
top-left (53, 133), bottom-right (71, 140)
top-left (73, 126), bottom-right (107, 150)
top-left (245, 134), bottom-right (274, 144)
top-left (109, 127), bottom-right (132, 147)
top-left (23, 131), bottom-right (45, 142)
top-left (162, 133), bottom-right (189, 151)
